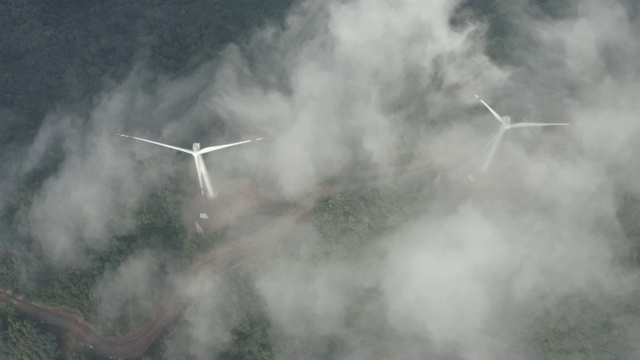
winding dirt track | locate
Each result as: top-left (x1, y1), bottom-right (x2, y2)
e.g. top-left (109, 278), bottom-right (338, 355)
top-left (0, 291), bottom-right (184, 359)
top-left (0, 157), bottom-right (445, 359)
top-left (0, 184), bottom-right (329, 359)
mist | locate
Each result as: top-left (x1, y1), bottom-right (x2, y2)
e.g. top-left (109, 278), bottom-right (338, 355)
top-left (6, 0), bottom-right (640, 359)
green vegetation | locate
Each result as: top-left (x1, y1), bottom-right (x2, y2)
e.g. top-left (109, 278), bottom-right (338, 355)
top-left (451, 0), bottom-right (576, 65)
top-left (617, 193), bottom-right (640, 263)
top-left (32, 267), bottom-right (99, 316)
top-left (0, 307), bottom-right (59, 360)
top-left (219, 317), bottom-right (273, 360)
top-left (0, 0), bottom-right (293, 125)
top-left (0, 252), bottom-right (20, 291)
top-left (531, 294), bottom-right (637, 360)
top-left (0, 1), bottom-right (639, 359)
top-left (313, 184), bottom-right (421, 257)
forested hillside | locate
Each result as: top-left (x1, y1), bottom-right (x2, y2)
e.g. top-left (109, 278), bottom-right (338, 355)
top-left (0, 0), bottom-right (291, 145)
top-left (0, 1), bottom-right (294, 359)
top-left (1, 0), bottom-right (640, 359)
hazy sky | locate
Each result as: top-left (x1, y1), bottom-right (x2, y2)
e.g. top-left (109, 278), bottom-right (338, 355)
top-left (9, 0), bottom-right (640, 359)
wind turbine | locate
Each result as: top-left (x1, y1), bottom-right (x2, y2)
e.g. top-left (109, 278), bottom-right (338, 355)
top-left (474, 94), bottom-right (569, 172)
top-left (195, 221), bottom-right (205, 237)
top-left (117, 133), bottom-right (263, 199)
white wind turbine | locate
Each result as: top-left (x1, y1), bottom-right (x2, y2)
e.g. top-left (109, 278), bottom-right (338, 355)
top-left (474, 94), bottom-right (569, 172)
top-left (118, 133), bottom-right (263, 199)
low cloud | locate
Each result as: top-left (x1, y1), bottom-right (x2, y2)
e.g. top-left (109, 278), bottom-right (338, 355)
top-left (9, 0), bottom-right (640, 358)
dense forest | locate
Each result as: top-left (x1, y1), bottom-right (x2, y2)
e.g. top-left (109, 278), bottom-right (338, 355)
top-left (1, 0), bottom-right (640, 359)
top-left (0, 1), bottom-right (295, 359)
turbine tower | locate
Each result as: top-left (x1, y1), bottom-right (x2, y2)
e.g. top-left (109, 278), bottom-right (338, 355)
top-left (118, 133), bottom-right (263, 199)
top-left (474, 94), bottom-right (568, 172)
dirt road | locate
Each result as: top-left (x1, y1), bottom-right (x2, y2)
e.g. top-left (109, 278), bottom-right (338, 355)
top-left (0, 186), bottom-right (325, 359)
top-left (1, 160), bottom-right (437, 359)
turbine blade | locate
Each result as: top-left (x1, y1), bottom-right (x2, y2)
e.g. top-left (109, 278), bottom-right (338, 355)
top-left (117, 133), bottom-right (193, 154)
top-left (198, 137), bottom-right (264, 155)
top-left (474, 94), bottom-right (505, 125)
top-left (193, 155), bottom-right (205, 197)
top-left (195, 221), bottom-right (205, 237)
top-left (198, 155), bottom-right (217, 199)
top-left (480, 128), bottom-right (504, 154)
top-left (433, 172), bottom-right (442, 186)
top-left (509, 122), bottom-right (570, 128)
top-left (482, 129), bottom-right (505, 172)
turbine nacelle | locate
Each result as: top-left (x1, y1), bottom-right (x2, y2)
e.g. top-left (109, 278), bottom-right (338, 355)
top-left (474, 94), bottom-right (569, 172)
top-left (118, 133), bottom-right (263, 200)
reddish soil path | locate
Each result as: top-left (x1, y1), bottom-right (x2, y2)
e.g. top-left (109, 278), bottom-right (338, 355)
top-left (0, 186), bottom-right (326, 359)
top-left (0, 291), bottom-right (184, 359)
top-left (0, 160), bottom-right (436, 359)
top-left (194, 186), bottom-right (326, 269)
